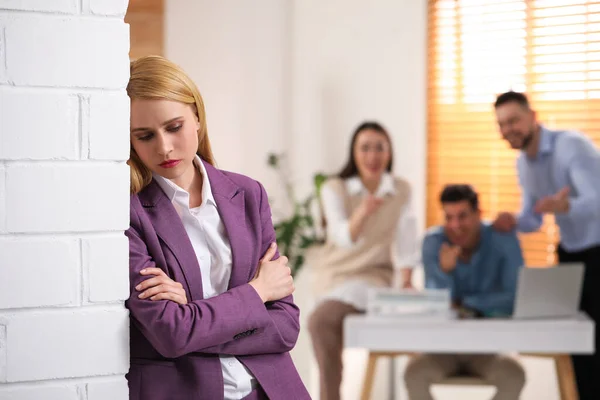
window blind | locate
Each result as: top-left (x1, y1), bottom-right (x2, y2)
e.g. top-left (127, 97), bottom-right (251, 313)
top-left (428, 0), bottom-right (600, 266)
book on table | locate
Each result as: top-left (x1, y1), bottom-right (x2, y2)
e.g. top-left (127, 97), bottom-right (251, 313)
top-left (366, 288), bottom-right (453, 318)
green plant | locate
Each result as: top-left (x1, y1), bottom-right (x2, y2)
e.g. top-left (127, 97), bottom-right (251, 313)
top-left (267, 153), bottom-right (327, 276)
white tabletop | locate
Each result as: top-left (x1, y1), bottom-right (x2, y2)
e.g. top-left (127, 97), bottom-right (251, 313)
top-left (344, 313), bottom-right (595, 354)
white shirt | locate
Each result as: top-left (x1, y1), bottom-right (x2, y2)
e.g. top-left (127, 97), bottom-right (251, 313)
top-left (318, 174), bottom-right (419, 310)
top-left (153, 156), bottom-right (255, 400)
top-left (320, 173), bottom-right (419, 269)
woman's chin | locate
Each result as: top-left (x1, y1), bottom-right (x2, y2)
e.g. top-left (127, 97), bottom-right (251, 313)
top-left (152, 166), bottom-right (183, 180)
top-left (361, 170), bottom-right (383, 180)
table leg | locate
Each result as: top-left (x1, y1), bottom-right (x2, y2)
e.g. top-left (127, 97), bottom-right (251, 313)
top-left (389, 355), bottom-right (396, 400)
top-left (554, 354), bottom-right (578, 400)
top-left (361, 352), bottom-right (379, 400)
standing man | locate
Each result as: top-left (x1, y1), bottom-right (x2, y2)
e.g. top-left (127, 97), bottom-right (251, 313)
top-left (493, 91), bottom-right (600, 399)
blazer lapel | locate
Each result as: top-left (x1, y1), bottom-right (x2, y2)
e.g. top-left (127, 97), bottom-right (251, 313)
top-left (204, 161), bottom-right (253, 289)
top-left (138, 180), bottom-right (205, 301)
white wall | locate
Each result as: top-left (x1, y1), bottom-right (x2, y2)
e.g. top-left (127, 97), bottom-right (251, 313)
top-left (165, 0), bottom-right (291, 209)
top-left (166, 0), bottom-right (427, 230)
top-left (289, 0), bottom-right (428, 231)
top-left (0, 1), bottom-right (131, 398)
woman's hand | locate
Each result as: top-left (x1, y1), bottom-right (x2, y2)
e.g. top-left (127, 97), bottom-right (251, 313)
top-left (400, 268), bottom-right (414, 289)
top-left (357, 195), bottom-right (384, 219)
top-left (136, 267), bottom-right (188, 305)
top-left (349, 195), bottom-right (384, 242)
top-left (249, 243), bottom-right (295, 303)
top-left (394, 268), bottom-right (414, 290)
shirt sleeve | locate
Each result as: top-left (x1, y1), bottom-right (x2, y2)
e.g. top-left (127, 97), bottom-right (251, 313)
top-left (320, 182), bottom-right (357, 248)
top-left (393, 194), bottom-right (419, 270)
top-left (421, 233), bottom-right (454, 293)
top-left (516, 158), bottom-right (543, 233)
top-left (564, 137), bottom-right (600, 220)
top-left (126, 206), bottom-right (272, 359)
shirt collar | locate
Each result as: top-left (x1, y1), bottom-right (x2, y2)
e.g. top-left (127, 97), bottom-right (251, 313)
top-left (153, 155), bottom-right (216, 209)
top-left (345, 173), bottom-right (395, 197)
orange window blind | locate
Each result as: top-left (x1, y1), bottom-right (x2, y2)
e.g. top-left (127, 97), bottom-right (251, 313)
top-left (427, 0), bottom-right (600, 266)
top-left (125, 0), bottom-right (164, 60)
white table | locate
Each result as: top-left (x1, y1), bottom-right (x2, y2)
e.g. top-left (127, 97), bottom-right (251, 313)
top-left (344, 313), bottom-right (595, 400)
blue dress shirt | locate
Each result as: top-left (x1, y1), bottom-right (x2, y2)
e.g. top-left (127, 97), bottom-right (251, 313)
top-left (422, 223), bottom-right (524, 316)
top-left (516, 126), bottom-right (600, 252)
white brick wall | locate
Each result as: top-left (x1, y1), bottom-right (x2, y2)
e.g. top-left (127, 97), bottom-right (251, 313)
top-left (89, 0), bottom-right (130, 17)
top-left (6, 309), bottom-right (129, 382)
top-left (0, 28), bottom-right (6, 85)
top-left (83, 235), bottom-right (130, 303)
top-left (0, 377), bottom-right (129, 400)
top-left (0, 384), bottom-right (80, 400)
top-left (0, 325), bottom-right (6, 382)
top-left (2, 16), bottom-right (129, 88)
top-left (88, 377), bottom-right (129, 400)
top-left (5, 164), bottom-right (129, 233)
top-left (0, 90), bottom-right (79, 160)
top-left (0, 0), bottom-right (79, 14)
top-left (0, 166), bottom-right (5, 233)
top-left (0, 238), bottom-right (79, 309)
top-left (89, 92), bottom-right (131, 160)
top-left (0, 1), bottom-right (130, 398)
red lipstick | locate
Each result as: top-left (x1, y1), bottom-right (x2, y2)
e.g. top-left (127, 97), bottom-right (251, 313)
top-left (159, 159), bottom-right (181, 168)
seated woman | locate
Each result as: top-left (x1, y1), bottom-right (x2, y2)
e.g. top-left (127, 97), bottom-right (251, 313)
top-left (125, 55), bottom-right (309, 400)
top-left (308, 121), bottom-right (419, 400)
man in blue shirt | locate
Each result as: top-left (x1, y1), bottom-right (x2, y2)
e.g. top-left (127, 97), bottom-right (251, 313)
top-left (493, 91), bottom-right (600, 399)
top-left (405, 185), bottom-right (525, 400)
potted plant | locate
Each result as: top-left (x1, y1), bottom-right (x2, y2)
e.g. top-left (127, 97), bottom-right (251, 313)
top-left (267, 153), bottom-right (327, 276)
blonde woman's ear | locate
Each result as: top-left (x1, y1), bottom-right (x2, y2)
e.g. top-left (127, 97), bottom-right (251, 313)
top-left (190, 104), bottom-right (201, 130)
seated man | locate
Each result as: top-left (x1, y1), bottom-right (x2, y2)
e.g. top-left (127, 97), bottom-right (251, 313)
top-left (405, 184), bottom-right (526, 400)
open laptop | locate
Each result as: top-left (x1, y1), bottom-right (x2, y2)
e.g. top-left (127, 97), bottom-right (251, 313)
top-left (511, 263), bottom-right (584, 319)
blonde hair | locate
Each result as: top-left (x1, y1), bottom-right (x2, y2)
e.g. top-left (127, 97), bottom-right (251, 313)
top-left (126, 55), bottom-right (216, 194)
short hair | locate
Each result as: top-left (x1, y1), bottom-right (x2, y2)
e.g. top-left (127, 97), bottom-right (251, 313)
top-left (440, 184), bottom-right (479, 210)
top-left (494, 91), bottom-right (530, 109)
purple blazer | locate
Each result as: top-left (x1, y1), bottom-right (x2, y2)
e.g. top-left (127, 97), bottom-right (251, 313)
top-left (125, 161), bottom-right (310, 400)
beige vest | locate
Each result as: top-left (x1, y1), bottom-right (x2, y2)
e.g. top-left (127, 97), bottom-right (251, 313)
top-left (312, 176), bottom-right (410, 296)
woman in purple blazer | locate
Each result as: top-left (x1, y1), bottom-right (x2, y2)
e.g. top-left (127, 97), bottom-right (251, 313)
top-left (124, 55), bottom-right (310, 400)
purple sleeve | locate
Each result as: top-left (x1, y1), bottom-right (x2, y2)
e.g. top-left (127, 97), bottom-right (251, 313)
top-left (126, 201), bottom-right (275, 359)
top-left (198, 182), bottom-right (301, 355)
top-left (126, 182), bottom-right (301, 358)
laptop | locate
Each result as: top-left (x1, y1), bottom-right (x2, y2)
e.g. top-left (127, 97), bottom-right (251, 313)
top-left (511, 263), bottom-right (584, 319)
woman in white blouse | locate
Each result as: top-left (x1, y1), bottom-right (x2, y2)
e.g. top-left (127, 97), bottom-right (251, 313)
top-left (308, 121), bottom-right (418, 400)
